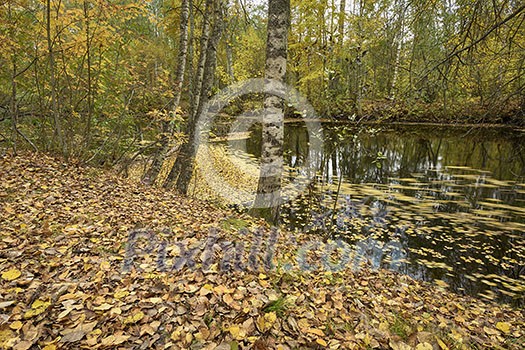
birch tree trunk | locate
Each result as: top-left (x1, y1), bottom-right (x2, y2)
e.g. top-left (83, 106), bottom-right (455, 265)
top-left (164, 0), bottom-right (225, 191)
top-left (338, 0), bottom-right (346, 46)
top-left (142, 0), bottom-right (191, 185)
top-left (250, 0), bottom-right (290, 223)
top-left (389, 0), bottom-right (406, 101)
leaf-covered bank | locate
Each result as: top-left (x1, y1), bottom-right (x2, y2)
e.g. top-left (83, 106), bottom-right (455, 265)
top-left (0, 153), bottom-right (523, 349)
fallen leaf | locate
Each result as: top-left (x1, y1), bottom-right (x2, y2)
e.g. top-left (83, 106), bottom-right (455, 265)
top-left (316, 338), bottom-right (328, 346)
top-left (13, 340), bottom-right (32, 350)
top-left (2, 268), bottom-right (21, 281)
top-left (93, 303), bottom-right (113, 311)
top-left (123, 311), bottom-right (144, 324)
top-left (8, 322), bottom-right (21, 332)
top-left (484, 326), bottom-right (499, 336)
top-left (24, 300), bottom-right (50, 318)
top-left (495, 322), bottom-right (510, 334)
top-left (101, 332), bottom-right (130, 346)
top-left (415, 342), bottom-right (433, 350)
top-left (0, 301), bottom-right (16, 309)
top-left (60, 321), bottom-right (97, 343)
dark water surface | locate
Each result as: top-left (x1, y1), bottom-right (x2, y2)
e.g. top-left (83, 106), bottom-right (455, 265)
top-left (228, 122), bottom-right (525, 305)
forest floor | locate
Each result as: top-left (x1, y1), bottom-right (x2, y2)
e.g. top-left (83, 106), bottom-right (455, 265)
top-left (0, 153), bottom-right (524, 350)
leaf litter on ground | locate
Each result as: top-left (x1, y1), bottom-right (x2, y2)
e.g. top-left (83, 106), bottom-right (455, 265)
top-left (0, 152), bottom-right (523, 349)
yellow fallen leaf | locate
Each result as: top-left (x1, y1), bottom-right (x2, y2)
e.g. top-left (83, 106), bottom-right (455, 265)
top-left (24, 300), bottom-right (50, 318)
top-left (170, 329), bottom-right (181, 341)
top-left (0, 329), bottom-right (15, 348)
top-left (229, 325), bottom-right (246, 340)
top-left (264, 311), bottom-right (277, 324)
top-left (9, 321), bottom-right (23, 330)
top-left (100, 261), bottom-right (111, 271)
top-left (93, 303), bottom-right (113, 311)
top-left (415, 343), bottom-right (433, 350)
top-left (495, 322), bottom-right (511, 334)
top-left (2, 268), bottom-right (21, 281)
top-left (316, 338), bottom-right (328, 347)
top-left (435, 336), bottom-right (449, 350)
top-left (123, 311), bottom-right (144, 324)
top-left (308, 328), bottom-right (325, 337)
top-left (114, 290), bottom-right (129, 299)
top-left (110, 307), bottom-right (122, 315)
top-left (31, 300), bottom-right (48, 309)
top-left (42, 344), bottom-right (57, 350)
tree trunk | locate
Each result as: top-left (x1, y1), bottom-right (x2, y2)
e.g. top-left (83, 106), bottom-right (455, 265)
top-left (83, 0), bottom-right (93, 151)
top-left (338, 0), bottom-right (346, 46)
top-left (142, 0), bottom-right (191, 185)
top-left (190, 0), bottom-right (214, 121)
top-left (226, 38), bottom-right (235, 82)
top-left (250, 0), bottom-right (291, 223)
top-left (163, 0), bottom-right (213, 189)
top-left (47, 0), bottom-right (66, 158)
top-left (164, 0), bottom-right (225, 191)
top-left (389, 0), bottom-right (406, 101)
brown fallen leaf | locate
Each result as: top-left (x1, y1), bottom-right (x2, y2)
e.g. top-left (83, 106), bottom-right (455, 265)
top-left (13, 340), bottom-right (33, 350)
top-left (60, 321), bottom-right (97, 343)
top-left (101, 332), bottom-right (130, 346)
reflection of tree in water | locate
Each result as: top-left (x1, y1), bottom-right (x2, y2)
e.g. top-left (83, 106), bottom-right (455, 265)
top-left (276, 124), bottom-right (525, 305)
top-left (299, 195), bottom-right (409, 274)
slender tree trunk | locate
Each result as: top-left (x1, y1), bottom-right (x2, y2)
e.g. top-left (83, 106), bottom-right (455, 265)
top-left (338, 0), bottom-right (346, 46)
top-left (164, 0), bottom-right (224, 191)
top-left (47, 0), bottom-right (66, 157)
top-left (142, 0), bottom-right (191, 185)
top-left (190, 0), bottom-right (214, 121)
top-left (226, 38), bottom-right (235, 82)
top-left (163, 0), bottom-right (213, 188)
top-left (83, 0), bottom-right (93, 151)
top-left (389, 0), bottom-right (406, 101)
top-left (250, 0), bottom-right (291, 223)
top-left (187, 0), bottom-right (195, 105)
top-left (9, 1), bottom-right (18, 154)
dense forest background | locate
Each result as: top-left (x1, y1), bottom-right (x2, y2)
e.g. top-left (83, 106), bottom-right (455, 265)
top-left (1, 0), bottom-right (524, 168)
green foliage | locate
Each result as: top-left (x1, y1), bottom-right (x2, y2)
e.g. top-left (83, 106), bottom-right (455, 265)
top-left (262, 295), bottom-right (288, 317)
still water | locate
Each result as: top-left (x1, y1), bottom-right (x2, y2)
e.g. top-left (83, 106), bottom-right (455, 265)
top-left (227, 122), bottom-right (525, 305)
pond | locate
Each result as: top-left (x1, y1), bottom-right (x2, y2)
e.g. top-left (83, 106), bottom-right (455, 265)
top-left (223, 122), bottom-right (525, 306)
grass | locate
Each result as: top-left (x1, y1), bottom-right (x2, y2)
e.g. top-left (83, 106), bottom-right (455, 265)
top-left (220, 217), bottom-right (250, 232)
top-left (262, 295), bottom-right (288, 317)
top-left (389, 314), bottom-right (412, 340)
